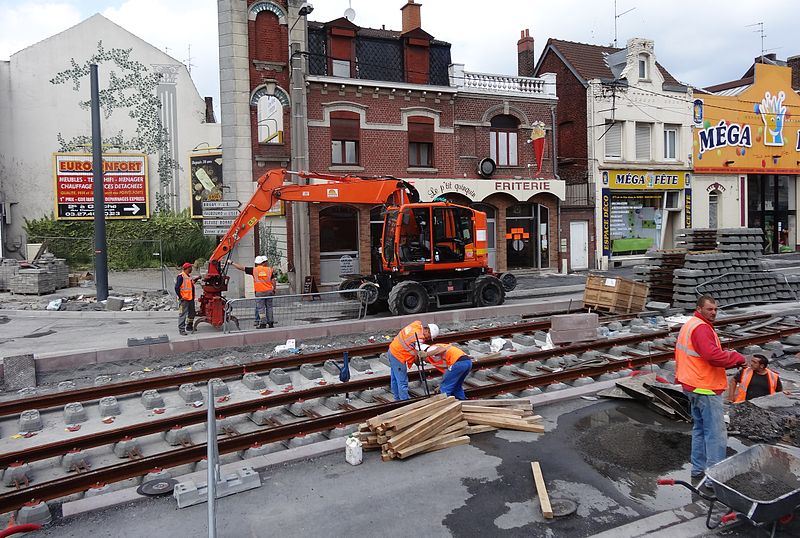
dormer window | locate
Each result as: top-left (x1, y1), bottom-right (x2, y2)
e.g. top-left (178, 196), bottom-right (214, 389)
top-left (638, 54), bottom-right (649, 80)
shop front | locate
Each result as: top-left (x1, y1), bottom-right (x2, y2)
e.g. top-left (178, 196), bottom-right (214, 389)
top-left (599, 169), bottom-right (691, 263)
top-left (692, 64), bottom-right (800, 253)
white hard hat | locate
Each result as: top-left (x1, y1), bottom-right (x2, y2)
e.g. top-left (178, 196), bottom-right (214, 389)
top-left (254, 256), bottom-right (266, 264)
top-left (426, 323), bottom-right (440, 339)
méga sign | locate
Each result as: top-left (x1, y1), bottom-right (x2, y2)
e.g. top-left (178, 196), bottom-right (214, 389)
top-left (53, 153), bottom-right (149, 220)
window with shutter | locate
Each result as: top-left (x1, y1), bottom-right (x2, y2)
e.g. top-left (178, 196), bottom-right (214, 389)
top-left (604, 122), bottom-right (622, 158)
top-left (408, 116), bottom-right (434, 167)
top-left (489, 115), bottom-right (520, 166)
top-left (331, 111), bottom-right (360, 165)
top-left (635, 123), bottom-right (651, 161)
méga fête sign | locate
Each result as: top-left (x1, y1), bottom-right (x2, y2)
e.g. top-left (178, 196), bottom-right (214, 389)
top-left (54, 153), bottom-right (149, 220)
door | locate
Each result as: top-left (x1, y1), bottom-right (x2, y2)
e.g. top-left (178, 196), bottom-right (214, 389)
top-left (319, 205), bottom-right (359, 284)
top-left (569, 221), bottom-right (589, 270)
top-left (472, 204), bottom-right (496, 270)
top-left (506, 203), bottom-right (535, 268)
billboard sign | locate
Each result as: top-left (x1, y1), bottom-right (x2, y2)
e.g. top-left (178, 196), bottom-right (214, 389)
top-left (190, 153), bottom-right (223, 218)
top-left (54, 153), bottom-right (148, 220)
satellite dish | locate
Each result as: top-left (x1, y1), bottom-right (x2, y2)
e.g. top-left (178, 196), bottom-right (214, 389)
top-left (344, 7), bottom-right (356, 21)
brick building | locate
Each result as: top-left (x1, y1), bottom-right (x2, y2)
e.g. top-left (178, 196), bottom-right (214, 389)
top-left (303, 3), bottom-right (563, 285)
top-left (535, 38), bottom-right (691, 270)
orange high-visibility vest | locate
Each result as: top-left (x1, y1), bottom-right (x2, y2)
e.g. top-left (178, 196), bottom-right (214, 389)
top-left (254, 266), bottom-right (274, 293)
top-left (179, 272), bottom-right (194, 301)
top-left (389, 320), bottom-right (425, 366)
top-left (733, 368), bottom-right (779, 402)
top-left (427, 343), bottom-right (467, 373)
top-left (675, 316), bottom-right (728, 393)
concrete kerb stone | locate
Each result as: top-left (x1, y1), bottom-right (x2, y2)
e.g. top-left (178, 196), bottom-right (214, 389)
top-left (299, 364), bottom-right (323, 380)
top-left (164, 427), bottom-right (192, 446)
top-left (19, 409), bottom-right (43, 432)
top-left (241, 372), bottom-right (267, 390)
top-left (113, 438), bottom-right (142, 458)
top-left (178, 383), bottom-right (203, 403)
top-left (3, 463), bottom-right (32, 487)
top-left (209, 378), bottom-right (230, 397)
top-left (173, 467), bottom-right (262, 509)
top-left (141, 390), bottom-right (165, 409)
top-left (98, 396), bottom-right (121, 417)
top-left (63, 402), bottom-right (88, 424)
top-left (268, 368), bottom-right (291, 386)
top-left (15, 501), bottom-right (52, 526)
top-left (61, 450), bottom-right (90, 471)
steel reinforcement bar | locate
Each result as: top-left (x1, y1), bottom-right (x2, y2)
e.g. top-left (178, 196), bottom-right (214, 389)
top-left (0, 323), bottom-right (795, 512)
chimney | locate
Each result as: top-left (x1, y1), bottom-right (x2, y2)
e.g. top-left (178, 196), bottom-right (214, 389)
top-left (517, 29), bottom-right (535, 77)
top-left (788, 55), bottom-right (800, 91)
top-left (204, 97), bottom-right (216, 123)
top-left (401, 0), bottom-right (421, 33)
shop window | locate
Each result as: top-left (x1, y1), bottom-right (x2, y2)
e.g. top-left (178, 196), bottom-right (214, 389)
top-left (319, 205), bottom-right (359, 252)
top-left (638, 54), bottom-right (649, 80)
top-left (257, 95), bottom-right (284, 144)
top-left (635, 123), bottom-right (652, 161)
top-left (330, 111), bottom-right (360, 165)
top-left (506, 203), bottom-right (549, 269)
top-left (664, 124), bottom-right (678, 160)
top-left (709, 190), bottom-right (720, 229)
top-left (408, 116), bottom-right (434, 167)
top-left (608, 193), bottom-right (663, 255)
top-left (604, 121), bottom-right (622, 159)
top-left (490, 114), bottom-right (519, 166)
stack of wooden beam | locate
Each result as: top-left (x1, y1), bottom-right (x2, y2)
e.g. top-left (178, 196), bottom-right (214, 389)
top-left (355, 395), bottom-right (543, 461)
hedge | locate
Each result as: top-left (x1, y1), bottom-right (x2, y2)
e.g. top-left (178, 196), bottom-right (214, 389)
top-left (24, 212), bottom-right (215, 270)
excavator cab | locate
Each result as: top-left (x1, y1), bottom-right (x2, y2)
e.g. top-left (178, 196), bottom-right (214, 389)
top-left (382, 202), bottom-right (488, 274)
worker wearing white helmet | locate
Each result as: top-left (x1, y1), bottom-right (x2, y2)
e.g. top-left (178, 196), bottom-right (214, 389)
top-left (229, 255), bottom-right (277, 328)
top-left (387, 320), bottom-right (440, 400)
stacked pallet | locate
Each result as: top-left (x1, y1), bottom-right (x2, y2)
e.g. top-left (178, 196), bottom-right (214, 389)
top-left (356, 395), bottom-right (542, 461)
top-left (35, 253), bottom-right (70, 289)
top-left (0, 258), bottom-right (19, 291)
top-left (633, 250), bottom-right (686, 304)
top-left (583, 274), bottom-right (649, 314)
top-left (10, 269), bottom-right (55, 295)
top-left (675, 228), bottom-right (718, 251)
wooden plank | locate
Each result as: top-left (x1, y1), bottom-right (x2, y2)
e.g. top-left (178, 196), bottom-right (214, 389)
top-left (466, 399), bottom-right (533, 409)
top-left (466, 425), bottom-right (497, 435)
top-left (440, 420), bottom-right (469, 436)
top-left (531, 461), bottom-right (553, 519)
top-left (382, 396), bottom-right (456, 431)
top-left (421, 436), bottom-right (470, 455)
top-left (396, 428), bottom-right (468, 459)
top-left (462, 405), bottom-right (528, 416)
top-left (367, 394), bottom-right (445, 429)
top-left (463, 413), bottom-right (545, 433)
top-left (387, 401), bottom-right (462, 450)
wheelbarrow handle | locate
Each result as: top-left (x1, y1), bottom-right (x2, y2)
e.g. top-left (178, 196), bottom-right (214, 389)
top-left (720, 512), bottom-right (738, 524)
top-left (656, 478), bottom-right (716, 502)
top-left (657, 479), bottom-right (675, 485)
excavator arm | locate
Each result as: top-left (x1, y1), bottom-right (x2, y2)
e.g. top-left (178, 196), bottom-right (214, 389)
top-left (209, 168), bottom-right (419, 262)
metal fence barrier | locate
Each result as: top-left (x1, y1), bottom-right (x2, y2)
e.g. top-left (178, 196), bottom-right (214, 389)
top-left (223, 288), bottom-right (369, 333)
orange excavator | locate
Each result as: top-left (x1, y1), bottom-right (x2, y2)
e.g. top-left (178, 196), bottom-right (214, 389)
top-left (195, 169), bottom-right (515, 328)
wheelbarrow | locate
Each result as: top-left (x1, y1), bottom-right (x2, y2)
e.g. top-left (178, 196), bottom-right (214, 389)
top-left (658, 444), bottom-right (800, 537)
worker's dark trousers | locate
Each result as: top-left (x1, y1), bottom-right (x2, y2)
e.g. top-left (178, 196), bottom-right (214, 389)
top-left (178, 299), bottom-right (196, 332)
top-left (255, 290), bottom-right (274, 326)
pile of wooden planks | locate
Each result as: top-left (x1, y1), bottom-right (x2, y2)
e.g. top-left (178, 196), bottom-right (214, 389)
top-left (355, 395), bottom-right (543, 461)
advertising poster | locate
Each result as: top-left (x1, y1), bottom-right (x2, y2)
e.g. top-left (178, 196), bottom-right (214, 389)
top-left (54, 153), bottom-right (148, 220)
top-left (189, 153), bottom-right (223, 218)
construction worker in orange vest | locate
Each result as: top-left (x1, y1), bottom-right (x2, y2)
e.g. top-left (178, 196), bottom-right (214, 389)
top-left (424, 343), bottom-right (473, 400)
top-left (231, 256), bottom-right (277, 328)
top-left (729, 353), bottom-right (786, 402)
top-left (387, 321), bottom-right (439, 400)
top-left (175, 262), bottom-right (201, 335)
top-left (675, 295), bottom-right (746, 489)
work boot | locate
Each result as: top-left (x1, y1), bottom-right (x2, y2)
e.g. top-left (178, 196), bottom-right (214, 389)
top-left (268, 322), bottom-right (274, 328)
top-left (179, 330), bottom-right (187, 336)
top-left (258, 324), bottom-right (267, 329)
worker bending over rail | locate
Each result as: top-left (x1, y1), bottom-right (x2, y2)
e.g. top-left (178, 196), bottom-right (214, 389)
top-left (675, 295), bottom-right (746, 489)
top-left (387, 320), bottom-right (439, 400)
top-left (729, 352), bottom-right (788, 402)
top-left (424, 343), bottom-right (473, 400)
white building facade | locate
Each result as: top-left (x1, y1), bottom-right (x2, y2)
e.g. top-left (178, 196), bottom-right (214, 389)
top-left (588, 38), bottom-right (694, 268)
top-left (0, 14), bottom-right (220, 258)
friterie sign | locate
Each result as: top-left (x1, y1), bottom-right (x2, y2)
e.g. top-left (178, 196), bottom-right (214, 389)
top-left (54, 153), bottom-right (149, 219)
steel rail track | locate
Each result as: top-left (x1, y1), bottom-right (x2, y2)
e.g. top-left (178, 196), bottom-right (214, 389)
top-left (0, 312), bottom-right (768, 418)
top-left (0, 322), bottom-right (794, 512)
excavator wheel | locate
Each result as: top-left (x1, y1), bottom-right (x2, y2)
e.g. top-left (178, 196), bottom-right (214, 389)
top-left (338, 278), bottom-right (362, 300)
top-left (497, 272), bottom-right (518, 292)
top-left (388, 280), bottom-right (429, 316)
top-left (473, 275), bottom-right (505, 307)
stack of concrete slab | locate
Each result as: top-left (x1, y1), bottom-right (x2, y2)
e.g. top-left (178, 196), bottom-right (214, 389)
top-left (675, 228), bottom-right (718, 251)
top-left (10, 268), bottom-right (56, 295)
top-left (695, 271), bottom-right (780, 306)
top-left (716, 228), bottom-right (764, 271)
top-left (0, 258), bottom-right (20, 291)
top-left (672, 252), bottom-right (733, 309)
top-left (777, 274), bottom-right (800, 301)
top-left (35, 253), bottom-right (70, 289)
top-left (549, 313), bottom-right (599, 344)
top-left (633, 250), bottom-right (686, 304)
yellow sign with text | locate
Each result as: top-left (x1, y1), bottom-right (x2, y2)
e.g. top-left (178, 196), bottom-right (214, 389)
top-left (602, 169), bottom-right (688, 190)
top-left (693, 64), bottom-right (800, 174)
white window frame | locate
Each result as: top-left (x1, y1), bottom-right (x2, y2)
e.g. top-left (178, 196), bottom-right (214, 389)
top-left (635, 122), bottom-right (652, 161)
top-left (638, 54), bottom-right (649, 80)
top-left (490, 131), bottom-right (518, 166)
top-left (604, 121), bottom-right (622, 159)
top-left (663, 124), bottom-right (678, 160)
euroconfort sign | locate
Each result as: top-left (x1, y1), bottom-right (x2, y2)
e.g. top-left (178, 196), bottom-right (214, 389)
top-left (693, 63), bottom-right (800, 174)
top-left (601, 170), bottom-right (689, 190)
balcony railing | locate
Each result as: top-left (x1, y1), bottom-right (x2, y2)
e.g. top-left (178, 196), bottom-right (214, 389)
top-left (564, 182), bottom-right (595, 206)
top-left (449, 65), bottom-right (556, 98)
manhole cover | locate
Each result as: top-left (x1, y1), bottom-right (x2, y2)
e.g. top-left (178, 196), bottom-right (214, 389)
top-left (137, 478), bottom-right (178, 497)
top-left (549, 498), bottom-right (578, 518)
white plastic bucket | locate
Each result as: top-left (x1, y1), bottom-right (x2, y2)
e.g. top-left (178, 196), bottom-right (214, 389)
top-left (345, 436), bottom-right (363, 466)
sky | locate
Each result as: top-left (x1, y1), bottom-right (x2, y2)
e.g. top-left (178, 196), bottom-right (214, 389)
top-left (1, 0), bottom-right (797, 112)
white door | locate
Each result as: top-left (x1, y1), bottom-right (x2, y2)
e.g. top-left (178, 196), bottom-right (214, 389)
top-left (569, 221), bottom-right (589, 270)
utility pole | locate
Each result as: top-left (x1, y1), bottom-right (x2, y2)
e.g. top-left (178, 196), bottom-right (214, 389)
top-left (90, 64), bottom-right (109, 301)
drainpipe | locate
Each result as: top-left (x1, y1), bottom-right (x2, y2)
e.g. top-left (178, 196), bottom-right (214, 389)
top-left (550, 105), bottom-right (565, 274)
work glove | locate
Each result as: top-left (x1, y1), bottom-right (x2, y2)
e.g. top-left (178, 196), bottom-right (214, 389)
top-left (417, 350), bottom-right (429, 360)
